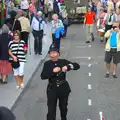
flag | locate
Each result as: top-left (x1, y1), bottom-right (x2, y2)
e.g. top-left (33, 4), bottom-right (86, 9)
top-left (102, 115), bottom-right (105, 120)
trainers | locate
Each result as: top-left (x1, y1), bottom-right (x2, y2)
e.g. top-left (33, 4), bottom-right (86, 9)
top-left (113, 74), bottom-right (117, 78)
top-left (21, 83), bottom-right (25, 89)
top-left (105, 73), bottom-right (109, 78)
top-left (16, 86), bottom-right (20, 89)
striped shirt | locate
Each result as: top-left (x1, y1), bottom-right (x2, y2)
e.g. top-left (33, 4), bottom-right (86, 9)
top-left (9, 40), bottom-right (26, 62)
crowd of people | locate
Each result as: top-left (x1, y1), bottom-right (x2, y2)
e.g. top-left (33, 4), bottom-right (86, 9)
top-left (1, 0), bottom-right (120, 120)
top-left (84, 0), bottom-right (120, 78)
top-left (0, 0), bottom-right (69, 89)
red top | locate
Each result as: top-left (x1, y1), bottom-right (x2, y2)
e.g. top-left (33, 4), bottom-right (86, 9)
top-left (85, 12), bottom-right (95, 24)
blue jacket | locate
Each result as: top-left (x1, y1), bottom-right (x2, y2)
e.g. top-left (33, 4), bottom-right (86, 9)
top-left (54, 27), bottom-right (64, 39)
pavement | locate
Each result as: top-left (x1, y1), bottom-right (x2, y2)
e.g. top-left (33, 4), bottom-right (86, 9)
top-left (0, 23), bottom-right (52, 109)
top-left (13, 24), bottom-right (120, 120)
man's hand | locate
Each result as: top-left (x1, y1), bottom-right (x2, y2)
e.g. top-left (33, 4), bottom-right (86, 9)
top-left (62, 66), bottom-right (68, 72)
top-left (53, 67), bottom-right (61, 73)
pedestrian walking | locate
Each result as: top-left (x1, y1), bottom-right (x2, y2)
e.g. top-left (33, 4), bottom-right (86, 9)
top-left (9, 30), bottom-right (27, 89)
top-left (63, 16), bottom-right (69, 38)
top-left (103, 9), bottom-right (117, 43)
top-left (0, 24), bottom-right (12, 84)
top-left (84, 7), bottom-right (95, 43)
top-left (18, 11), bottom-right (30, 53)
top-left (41, 47), bottom-right (80, 120)
top-left (7, 10), bottom-right (21, 32)
top-left (53, 0), bottom-right (60, 15)
top-left (51, 14), bottom-right (64, 50)
top-left (107, 0), bottom-right (114, 13)
top-left (97, 7), bottom-right (105, 43)
top-left (20, 0), bottom-right (29, 18)
top-left (31, 11), bottom-right (46, 55)
top-left (104, 25), bottom-right (120, 78)
top-left (87, 0), bottom-right (97, 13)
top-left (116, 0), bottom-right (120, 11)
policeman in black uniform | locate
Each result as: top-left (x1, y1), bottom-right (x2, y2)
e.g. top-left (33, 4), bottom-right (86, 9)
top-left (41, 47), bottom-right (80, 120)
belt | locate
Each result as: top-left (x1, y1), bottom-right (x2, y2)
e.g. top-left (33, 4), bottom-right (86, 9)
top-left (56, 80), bottom-right (66, 86)
top-left (49, 80), bottom-right (66, 87)
top-left (33, 29), bottom-right (43, 32)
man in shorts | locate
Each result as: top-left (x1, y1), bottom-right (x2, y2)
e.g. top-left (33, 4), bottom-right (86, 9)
top-left (104, 25), bottom-right (120, 78)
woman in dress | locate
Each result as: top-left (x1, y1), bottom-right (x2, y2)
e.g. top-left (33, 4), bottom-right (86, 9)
top-left (0, 24), bottom-right (12, 84)
top-left (97, 7), bottom-right (105, 43)
top-left (9, 30), bottom-right (27, 89)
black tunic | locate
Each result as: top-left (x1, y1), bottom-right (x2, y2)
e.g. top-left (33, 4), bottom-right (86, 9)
top-left (41, 59), bottom-right (80, 96)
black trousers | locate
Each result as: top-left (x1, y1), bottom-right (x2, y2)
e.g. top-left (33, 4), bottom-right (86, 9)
top-left (21, 32), bottom-right (29, 44)
top-left (52, 34), bottom-right (60, 50)
top-left (33, 30), bottom-right (43, 54)
top-left (47, 89), bottom-right (69, 120)
top-left (64, 25), bottom-right (68, 37)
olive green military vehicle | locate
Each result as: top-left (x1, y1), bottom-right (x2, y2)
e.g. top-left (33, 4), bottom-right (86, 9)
top-left (64, 0), bottom-right (87, 23)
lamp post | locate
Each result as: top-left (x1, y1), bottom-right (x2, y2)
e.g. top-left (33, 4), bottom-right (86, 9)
top-left (1, 0), bottom-right (4, 25)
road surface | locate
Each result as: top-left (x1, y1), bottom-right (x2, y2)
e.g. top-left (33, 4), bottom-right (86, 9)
top-left (13, 25), bottom-right (120, 120)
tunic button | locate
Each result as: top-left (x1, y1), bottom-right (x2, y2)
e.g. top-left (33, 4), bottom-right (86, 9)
top-left (57, 85), bottom-right (59, 87)
top-left (57, 80), bottom-right (59, 81)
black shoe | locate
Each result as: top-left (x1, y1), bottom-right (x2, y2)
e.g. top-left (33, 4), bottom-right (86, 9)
top-left (86, 41), bottom-right (90, 43)
top-left (1, 81), bottom-right (8, 84)
top-left (38, 53), bottom-right (42, 55)
top-left (105, 73), bottom-right (109, 78)
top-left (113, 74), bottom-right (117, 78)
top-left (0, 79), bottom-right (2, 82)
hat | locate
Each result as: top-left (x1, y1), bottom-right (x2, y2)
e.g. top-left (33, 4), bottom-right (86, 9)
top-left (48, 47), bottom-right (60, 53)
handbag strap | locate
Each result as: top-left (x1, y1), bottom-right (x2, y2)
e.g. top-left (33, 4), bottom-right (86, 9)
top-left (12, 19), bottom-right (16, 32)
top-left (16, 40), bottom-right (21, 56)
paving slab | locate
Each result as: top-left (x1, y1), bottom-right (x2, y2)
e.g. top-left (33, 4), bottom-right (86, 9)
top-left (0, 23), bottom-right (52, 109)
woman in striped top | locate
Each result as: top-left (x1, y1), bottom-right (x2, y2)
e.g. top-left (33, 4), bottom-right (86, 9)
top-left (9, 30), bottom-right (27, 89)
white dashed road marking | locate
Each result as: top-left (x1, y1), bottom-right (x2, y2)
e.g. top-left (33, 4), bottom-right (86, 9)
top-left (88, 84), bottom-right (92, 90)
top-left (88, 64), bottom-right (91, 67)
top-left (88, 99), bottom-right (92, 106)
top-left (88, 45), bottom-right (91, 47)
top-left (76, 45), bottom-right (92, 48)
top-left (88, 57), bottom-right (91, 60)
top-left (88, 72), bottom-right (91, 76)
top-left (75, 56), bottom-right (89, 59)
top-left (87, 119), bottom-right (91, 120)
